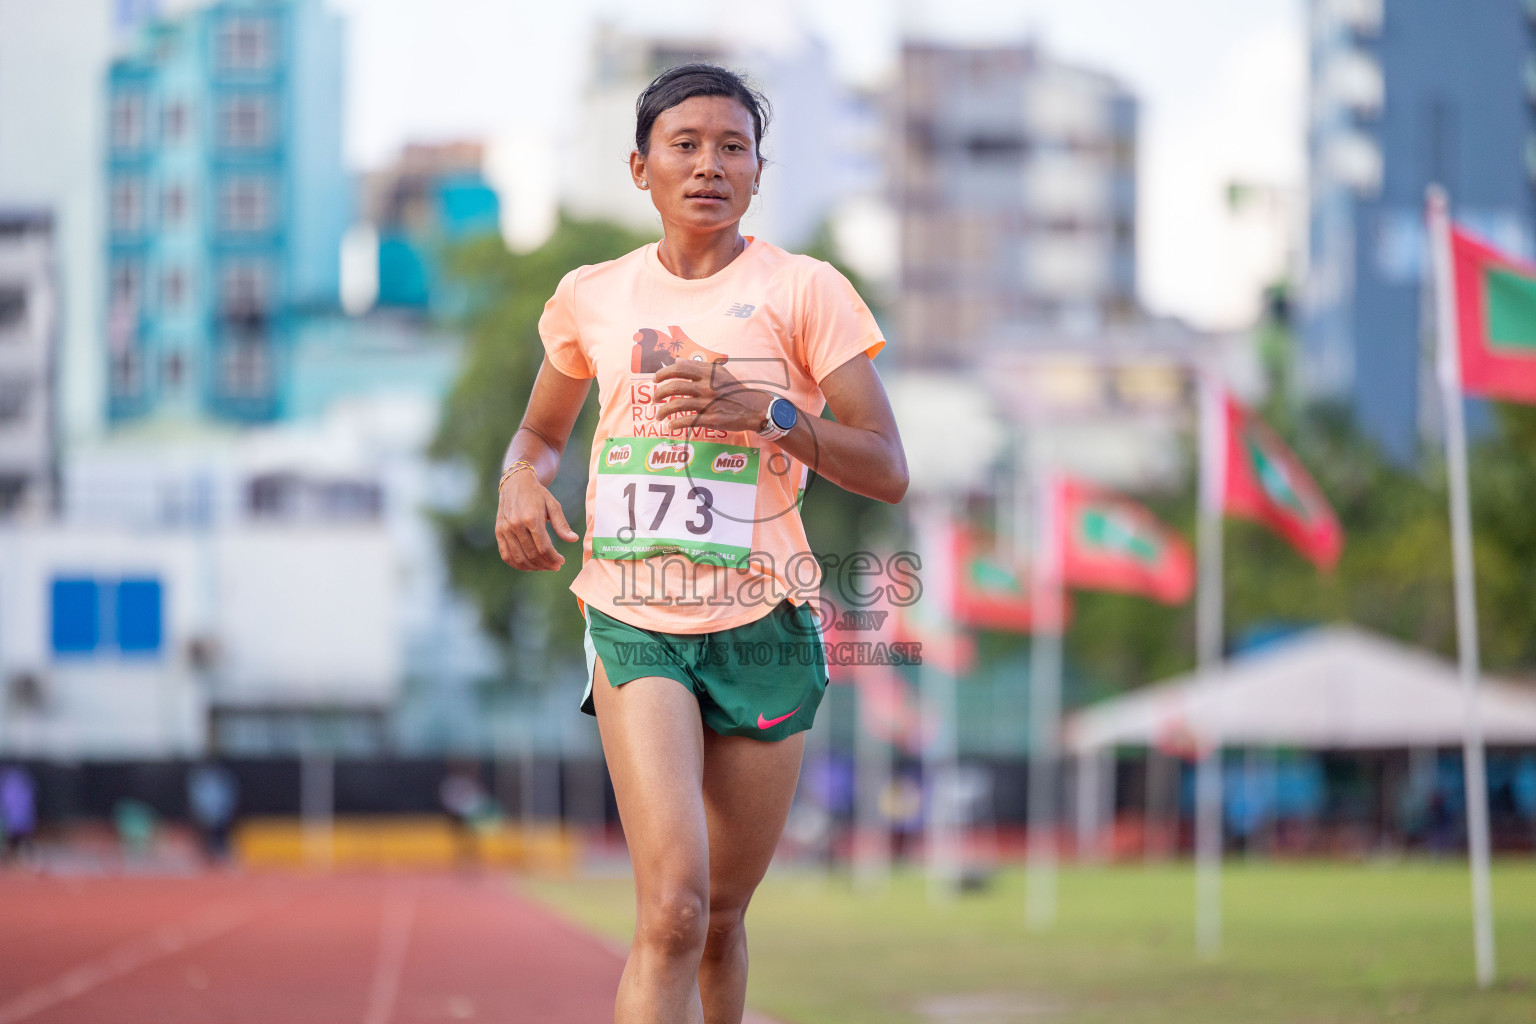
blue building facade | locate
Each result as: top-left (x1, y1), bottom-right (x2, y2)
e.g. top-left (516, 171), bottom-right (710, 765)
top-left (105, 0), bottom-right (350, 425)
top-left (1303, 0), bottom-right (1536, 462)
top-left (364, 143), bottom-right (501, 318)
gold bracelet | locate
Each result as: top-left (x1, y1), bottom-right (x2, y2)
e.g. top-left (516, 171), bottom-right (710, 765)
top-left (498, 460), bottom-right (535, 490)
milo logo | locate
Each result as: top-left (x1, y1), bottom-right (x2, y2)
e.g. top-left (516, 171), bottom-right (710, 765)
top-left (646, 442), bottom-right (694, 472)
top-left (606, 443), bottom-right (633, 467)
top-left (712, 452), bottom-right (749, 474)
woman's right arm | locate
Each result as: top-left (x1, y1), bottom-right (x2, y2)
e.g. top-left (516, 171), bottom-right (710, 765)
top-left (495, 356), bottom-right (593, 572)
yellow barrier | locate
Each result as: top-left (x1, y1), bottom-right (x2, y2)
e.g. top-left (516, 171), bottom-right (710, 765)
top-left (233, 816), bottom-right (582, 873)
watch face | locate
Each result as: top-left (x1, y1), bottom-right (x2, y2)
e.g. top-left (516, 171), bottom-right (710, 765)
top-left (771, 398), bottom-right (797, 431)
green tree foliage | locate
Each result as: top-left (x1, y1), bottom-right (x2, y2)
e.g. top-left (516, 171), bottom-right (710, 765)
top-left (428, 217), bottom-right (655, 661)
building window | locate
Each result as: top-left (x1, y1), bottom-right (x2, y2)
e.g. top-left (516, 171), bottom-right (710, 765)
top-left (109, 261), bottom-right (142, 309)
top-left (220, 260), bottom-right (270, 319)
top-left (110, 93), bottom-right (147, 150)
top-left (163, 184), bottom-right (188, 226)
top-left (221, 339), bottom-right (271, 397)
top-left (218, 95), bottom-right (272, 148)
top-left (108, 261), bottom-right (141, 371)
top-left (111, 350), bottom-right (142, 396)
top-left (0, 287), bottom-right (26, 332)
top-left (162, 267), bottom-right (187, 309)
top-left (163, 100), bottom-right (189, 143)
top-left (110, 177), bottom-right (147, 233)
top-left (163, 351), bottom-right (186, 390)
top-left (218, 16), bottom-right (273, 71)
top-left (218, 177), bottom-right (273, 232)
top-left (0, 376), bottom-right (31, 423)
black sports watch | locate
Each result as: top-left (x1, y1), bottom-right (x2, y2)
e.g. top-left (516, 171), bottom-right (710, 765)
top-left (757, 396), bottom-right (797, 441)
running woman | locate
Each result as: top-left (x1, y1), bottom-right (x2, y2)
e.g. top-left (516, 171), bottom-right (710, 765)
top-left (494, 63), bottom-right (907, 1024)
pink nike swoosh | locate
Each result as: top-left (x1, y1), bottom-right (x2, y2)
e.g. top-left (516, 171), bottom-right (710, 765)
top-left (756, 706), bottom-right (802, 730)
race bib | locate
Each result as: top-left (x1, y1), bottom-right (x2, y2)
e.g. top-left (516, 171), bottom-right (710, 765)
top-left (592, 437), bottom-right (759, 568)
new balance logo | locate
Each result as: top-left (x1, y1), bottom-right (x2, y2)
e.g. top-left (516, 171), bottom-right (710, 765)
top-left (725, 303), bottom-right (756, 318)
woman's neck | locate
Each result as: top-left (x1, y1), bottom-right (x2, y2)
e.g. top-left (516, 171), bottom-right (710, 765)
top-left (656, 227), bottom-right (747, 280)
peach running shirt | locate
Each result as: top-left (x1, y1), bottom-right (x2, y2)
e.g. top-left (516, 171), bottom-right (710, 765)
top-left (539, 238), bottom-right (885, 634)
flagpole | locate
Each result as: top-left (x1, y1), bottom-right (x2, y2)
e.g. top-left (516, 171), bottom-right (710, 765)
top-left (1025, 445), bottom-right (1063, 930)
top-left (1427, 184), bottom-right (1497, 988)
top-left (1194, 367), bottom-right (1226, 959)
top-left (854, 669), bottom-right (893, 897)
top-left (919, 493), bottom-right (961, 903)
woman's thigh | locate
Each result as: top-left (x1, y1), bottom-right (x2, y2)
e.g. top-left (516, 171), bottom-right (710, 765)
top-left (701, 728), bottom-right (806, 907)
top-left (591, 659), bottom-right (710, 894)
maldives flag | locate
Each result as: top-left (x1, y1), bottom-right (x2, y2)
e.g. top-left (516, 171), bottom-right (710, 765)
top-left (1447, 223), bottom-right (1536, 403)
top-left (1218, 394), bottom-right (1343, 570)
top-left (1057, 479), bottom-right (1194, 605)
top-left (951, 525), bottom-right (1073, 633)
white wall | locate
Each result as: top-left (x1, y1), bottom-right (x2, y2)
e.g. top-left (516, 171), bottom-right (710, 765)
top-left (0, 522), bottom-right (401, 759)
top-left (216, 526), bottom-right (399, 706)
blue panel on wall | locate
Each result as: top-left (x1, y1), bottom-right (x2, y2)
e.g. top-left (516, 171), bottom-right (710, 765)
top-left (116, 578), bottom-right (163, 654)
top-left (51, 578), bottom-right (100, 654)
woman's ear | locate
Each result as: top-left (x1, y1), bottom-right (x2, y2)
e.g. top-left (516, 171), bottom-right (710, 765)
top-left (629, 149), bottom-right (648, 191)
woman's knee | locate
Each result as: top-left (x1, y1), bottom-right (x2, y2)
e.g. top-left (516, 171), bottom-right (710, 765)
top-left (636, 885), bottom-right (709, 959)
top-left (702, 895), bottom-right (750, 960)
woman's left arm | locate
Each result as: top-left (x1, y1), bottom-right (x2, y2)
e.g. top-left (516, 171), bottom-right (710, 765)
top-left (652, 353), bottom-right (909, 504)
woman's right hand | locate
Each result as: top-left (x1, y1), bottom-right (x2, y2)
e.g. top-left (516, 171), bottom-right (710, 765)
top-left (495, 471), bottom-right (580, 571)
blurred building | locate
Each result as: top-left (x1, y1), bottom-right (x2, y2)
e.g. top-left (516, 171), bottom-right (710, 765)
top-left (0, 521), bottom-right (398, 759)
top-left (1302, 0), bottom-right (1536, 461)
top-left (359, 142), bottom-right (501, 317)
top-left (563, 24), bottom-right (884, 253)
top-left (0, 0), bottom-right (124, 446)
top-left (896, 43), bottom-right (1138, 364)
top-left (0, 211), bottom-right (59, 520)
top-left (47, 325), bottom-right (499, 758)
top-left (104, 0), bottom-right (350, 426)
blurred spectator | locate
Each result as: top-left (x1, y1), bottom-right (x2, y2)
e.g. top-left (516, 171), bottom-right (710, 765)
top-left (187, 762), bottom-right (240, 863)
top-left (113, 799), bottom-right (157, 863)
top-left (1, 766), bottom-right (37, 864)
top-left (882, 773), bottom-right (924, 863)
top-left (439, 764), bottom-right (489, 868)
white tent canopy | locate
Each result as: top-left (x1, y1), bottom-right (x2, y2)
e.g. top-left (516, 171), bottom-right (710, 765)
top-left (1067, 626), bottom-right (1536, 753)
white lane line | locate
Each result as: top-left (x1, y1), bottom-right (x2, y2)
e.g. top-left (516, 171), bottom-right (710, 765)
top-left (361, 883), bottom-right (418, 1024)
top-left (0, 900), bottom-right (271, 1024)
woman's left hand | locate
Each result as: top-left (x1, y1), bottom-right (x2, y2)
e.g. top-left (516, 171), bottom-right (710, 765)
top-left (651, 359), bottom-right (773, 433)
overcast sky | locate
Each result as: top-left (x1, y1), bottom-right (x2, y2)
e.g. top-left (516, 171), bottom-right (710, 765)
top-left (328, 0), bottom-right (1306, 329)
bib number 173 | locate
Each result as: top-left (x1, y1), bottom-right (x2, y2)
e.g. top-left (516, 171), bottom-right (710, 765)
top-left (592, 437), bottom-right (758, 568)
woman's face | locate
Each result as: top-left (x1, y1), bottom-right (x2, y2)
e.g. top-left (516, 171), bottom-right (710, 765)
top-left (632, 95), bottom-right (761, 236)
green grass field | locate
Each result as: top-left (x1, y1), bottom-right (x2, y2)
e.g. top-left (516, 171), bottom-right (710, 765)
top-left (526, 859), bottom-right (1536, 1024)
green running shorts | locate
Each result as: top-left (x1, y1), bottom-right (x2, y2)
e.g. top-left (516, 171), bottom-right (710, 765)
top-left (581, 600), bottom-right (828, 741)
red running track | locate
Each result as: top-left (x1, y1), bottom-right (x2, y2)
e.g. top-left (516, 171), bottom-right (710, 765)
top-left (0, 872), bottom-right (626, 1024)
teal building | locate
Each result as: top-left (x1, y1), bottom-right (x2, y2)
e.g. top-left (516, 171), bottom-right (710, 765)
top-left (105, 0), bottom-right (350, 425)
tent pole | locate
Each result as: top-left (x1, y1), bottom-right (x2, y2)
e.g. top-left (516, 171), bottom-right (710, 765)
top-left (1025, 454), bottom-right (1063, 930)
top-left (1428, 184), bottom-right (1497, 987)
top-left (1195, 367), bottom-right (1226, 958)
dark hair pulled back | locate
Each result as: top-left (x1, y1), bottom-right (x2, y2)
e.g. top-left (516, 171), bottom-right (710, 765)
top-left (634, 62), bottom-right (771, 158)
